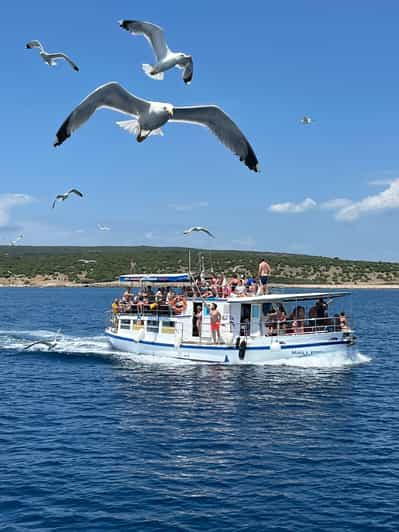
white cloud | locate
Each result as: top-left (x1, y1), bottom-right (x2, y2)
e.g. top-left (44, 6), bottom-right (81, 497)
top-left (168, 201), bottom-right (208, 212)
top-left (320, 198), bottom-right (352, 210)
top-left (269, 197), bottom-right (317, 214)
top-left (336, 178), bottom-right (399, 221)
top-left (368, 179), bottom-right (395, 186)
top-left (0, 194), bottom-right (33, 228)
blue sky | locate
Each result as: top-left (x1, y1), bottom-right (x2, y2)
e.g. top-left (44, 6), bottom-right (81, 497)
top-left (1, 0), bottom-right (399, 261)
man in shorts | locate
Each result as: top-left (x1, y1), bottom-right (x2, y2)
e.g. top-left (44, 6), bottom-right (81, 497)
top-left (258, 258), bottom-right (272, 294)
top-left (207, 302), bottom-right (222, 344)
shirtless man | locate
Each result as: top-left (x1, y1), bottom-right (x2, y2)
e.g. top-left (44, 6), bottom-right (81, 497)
top-left (258, 258), bottom-right (272, 294)
top-left (207, 302), bottom-right (222, 344)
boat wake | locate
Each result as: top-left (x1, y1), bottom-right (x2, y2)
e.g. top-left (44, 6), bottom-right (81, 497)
top-left (0, 329), bottom-right (370, 368)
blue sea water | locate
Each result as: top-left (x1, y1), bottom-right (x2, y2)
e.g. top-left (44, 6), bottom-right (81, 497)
top-left (0, 287), bottom-right (398, 531)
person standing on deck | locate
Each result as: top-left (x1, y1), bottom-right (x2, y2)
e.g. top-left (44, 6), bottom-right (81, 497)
top-left (206, 302), bottom-right (222, 344)
top-left (258, 258), bottom-right (272, 294)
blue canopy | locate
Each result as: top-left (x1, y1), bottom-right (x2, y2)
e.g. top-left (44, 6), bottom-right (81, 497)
top-left (119, 273), bottom-right (191, 284)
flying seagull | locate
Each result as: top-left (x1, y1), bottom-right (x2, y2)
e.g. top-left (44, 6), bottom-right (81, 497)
top-left (300, 115), bottom-right (313, 125)
top-left (26, 40), bottom-right (79, 71)
top-left (119, 20), bottom-right (193, 85)
top-left (9, 234), bottom-right (24, 246)
top-left (53, 82), bottom-right (259, 172)
top-left (24, 330), bottom-right (62, 351)
top-left (183, 226), bottom-right (215, 238)
top-left (77, 259), bottom-right (97, 264)
top-left (52, 188), bottom-right (83, 209)
top-left (97, 224), bottom-right (111, 231)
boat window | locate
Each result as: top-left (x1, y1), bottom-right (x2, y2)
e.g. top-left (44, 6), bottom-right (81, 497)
top-left (120, 319), bottom-right (131, 330)
top-left (161, 320), bottom-right (175, 334)
top-left (146, 320), bottom-right (159, 333)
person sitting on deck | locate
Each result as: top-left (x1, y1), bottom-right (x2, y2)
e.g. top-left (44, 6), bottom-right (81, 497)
top-left (339, 312), bottom-right (350, 331)
top-left (276, 303), bottom-right (287, 332)
top-left (229, 273), bottom-right (239, 292)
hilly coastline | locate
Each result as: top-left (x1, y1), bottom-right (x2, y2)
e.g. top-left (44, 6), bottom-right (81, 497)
top-left (1, 246), bottom-right (399, 288)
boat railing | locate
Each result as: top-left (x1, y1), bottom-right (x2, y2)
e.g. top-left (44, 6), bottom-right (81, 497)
top-left (262, 316), bottom-right (351, 336)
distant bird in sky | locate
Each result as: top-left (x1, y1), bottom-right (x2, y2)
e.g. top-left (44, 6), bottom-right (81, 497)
top-left (9, 234), bottom-right (23, 246)
top-left (26, 40), bottom-right (79, 71)
top-left (54, 82), bottom-right (259, 172)
top-left (77, 259), bottom-right (97, 264)
top-left (183, 226), bottom-right (215, 238)
top-left (97, 224), bottom-right (111, 231)
top-left (300, 115), bottom-right (313, 125)
top-left (24, 330), bottom-right (62, 351)
top-left (52, 188), bottom-right (83, 209)
top-left (119, 20), bottom-right (193, 85)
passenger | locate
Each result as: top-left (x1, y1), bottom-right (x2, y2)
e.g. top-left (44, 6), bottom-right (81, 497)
top-left (122, 287), bottom-right (133, 302)
top-left (276, 303), bottom-right (287, 332)
top-left (195, 305), bottom-right (203, 337)
top-left (339, 312), bottom-right (349, 331)
top-left (229, 273), bottom-right (239, 292)
top-left (207, 302), bottom-right (222, 344)
top-left (315, 298), bottom-right (328, 323)
top-left (235, 279), bottom-right (246, 296)
top-left (308, 304), bottom-right (318, 330)
top-left (223, 284), bottom-right (232, 298)
top-left (155, 289), bottom-right (163, 303)
top-left (112, 298), bottom-right (120, 315)
top-left (258, 258), bottom-right (272, 295)
top-left (265, 306), bottom-right (278, 336)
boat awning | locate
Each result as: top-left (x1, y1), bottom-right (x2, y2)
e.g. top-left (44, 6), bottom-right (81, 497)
top-left (119, 273), bottom-right (191, 285)
top-left (227, 291), bottom-right (350, 304)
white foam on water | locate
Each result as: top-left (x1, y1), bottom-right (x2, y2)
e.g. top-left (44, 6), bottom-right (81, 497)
top-left (262, 349), bottom-right (371, 368)
top-left (0, 329), bottom-right (371, 368)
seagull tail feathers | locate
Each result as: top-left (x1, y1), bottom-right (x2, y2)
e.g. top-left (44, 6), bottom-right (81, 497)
top-left (142, 64), bottom-right (164, 80)
top-left (116, 119), bottom-right (140, 136)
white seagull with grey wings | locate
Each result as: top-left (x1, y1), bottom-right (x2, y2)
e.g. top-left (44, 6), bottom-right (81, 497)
top-left (184, 226), bottom-right (215, 238)
top-left (52, 188), bottom-right (83, 209)
top-left (26, 40), bottom-right (79, 71)
top-left (119, 20), bottom-right (193, 85)
top-left (53, 82), bottom-right (259, 172)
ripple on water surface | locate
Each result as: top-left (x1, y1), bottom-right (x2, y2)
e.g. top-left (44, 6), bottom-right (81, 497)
top-left (0, 287), bottom-right (398, 531)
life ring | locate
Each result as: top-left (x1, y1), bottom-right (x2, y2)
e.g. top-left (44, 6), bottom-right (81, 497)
top-left (170, 296), bottom-right (187, 315)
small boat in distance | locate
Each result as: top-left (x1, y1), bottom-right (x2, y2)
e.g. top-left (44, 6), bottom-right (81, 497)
top-left (105, 273), bottom-right (357, 364)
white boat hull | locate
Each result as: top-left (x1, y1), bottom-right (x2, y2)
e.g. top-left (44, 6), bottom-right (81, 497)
top-left (105, 329), bottom-right (357, 365)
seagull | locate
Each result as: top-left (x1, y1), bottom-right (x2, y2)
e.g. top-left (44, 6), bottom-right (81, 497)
top-left (52, 188), bottom-right (83, 209)
top-left (9, 234), bottom-right (24, 246)
top-left (183, 226), bottom-right (215, 238)
top-left (24, 330), bottom-right (62, 351)
top-left (77, 259), bottom-right (97, 264)
top-left (300, 115), bottom-right (313, 125)
top-left (26, 40), bottom-right (79, 71)
top-left (118, 20), bottom-right (193, 85)
top-left (53, 82), bottom-right (259, 172)
top-left (97, 224), bottom-right (111, 231)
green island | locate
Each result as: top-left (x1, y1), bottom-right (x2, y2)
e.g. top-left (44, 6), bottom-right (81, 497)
top-left (1, 245), bottom-right (399, 287)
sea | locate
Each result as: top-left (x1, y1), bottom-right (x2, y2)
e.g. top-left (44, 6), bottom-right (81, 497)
top-left (0, 287), bottom-right (398, 531)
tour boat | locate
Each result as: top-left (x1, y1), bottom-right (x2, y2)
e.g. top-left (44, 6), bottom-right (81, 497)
top-left (105, 273), bottom-right (357, 364)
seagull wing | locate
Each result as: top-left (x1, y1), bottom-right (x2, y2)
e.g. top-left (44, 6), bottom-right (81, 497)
top-left (54, 82), bottom-right (150, 147)
top-left (183, 227), bottom-right (195, 235)
top-left (24, 340), bottom-right (53, 350)
top-left (26, 40), bottom-right (44, 51)
top-left (171, 106), bottom-right (259, 172)
top-left (176, 56), bottom-right (193, 85)
top-left (67, 188), bottom-right (83, 198)
top-left (119, 20), bottom-right (170, 61)
top-left (50, 52), bottom-right (79, 71)
top-left (201, 228), bottom-right (215, 238)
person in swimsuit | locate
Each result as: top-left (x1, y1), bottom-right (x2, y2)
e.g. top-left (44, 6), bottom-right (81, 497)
top-left (207, 302), bottom-right (222, 344)
top-left (258, 258), bottom-right (272, 294)
top-left (195, 305), bottom-right (202, 337)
